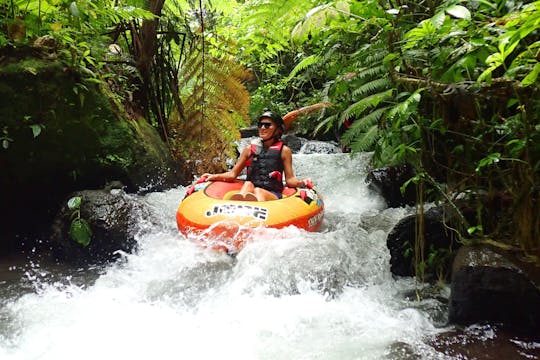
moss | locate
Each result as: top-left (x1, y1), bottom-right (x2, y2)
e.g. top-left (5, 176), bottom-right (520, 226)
top-left (0, 51), bottom-right (178, 244)
top-left (0, 54), bottom-right (155, 185)
top-left (1, 57), bottom-right (63, 76)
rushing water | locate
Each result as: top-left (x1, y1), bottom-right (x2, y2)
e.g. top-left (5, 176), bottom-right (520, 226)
top-left (0, 147), bottom-right (537, 359)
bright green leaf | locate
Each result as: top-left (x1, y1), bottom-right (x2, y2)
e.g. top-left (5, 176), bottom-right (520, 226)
top-left (475, 152), bottom-right (501, 172)
top-left (467, 225), bottom-right (483, 235)
top-left (70, 218), bottom-right (92, 247)
top-left (29, 124), bottom-right (42, 138)
top-left (431, 11), bottom-right (446, 28)
top-left (67, 196), bottom-right (82, 210)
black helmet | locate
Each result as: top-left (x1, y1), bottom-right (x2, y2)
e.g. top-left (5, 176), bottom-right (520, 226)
top-left (259, 110), bottom-right (284, 129)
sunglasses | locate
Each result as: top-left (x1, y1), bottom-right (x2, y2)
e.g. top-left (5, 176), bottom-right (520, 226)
top-left (258, 122), bottom-right (273, 129)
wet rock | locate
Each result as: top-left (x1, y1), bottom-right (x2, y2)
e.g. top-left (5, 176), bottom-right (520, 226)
top-left (282, 134), bottom-right (307, 153)
top-left (299, 140), bottom-right (341, 154)
top-left (49, 186), bottom-right (154, 265)
top-left (239, 125), bottom-right (258, 138)
top-left (366, 164), bottom-right (416, 208)
top-left (430, 324), bottom-right (540, 359)
top-left (449, 245), bottom-right (540, 332)
top-left (386, 206), bottom-right (460, 279)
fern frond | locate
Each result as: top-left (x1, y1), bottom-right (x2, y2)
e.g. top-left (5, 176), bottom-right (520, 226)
top-left (169, 47), bottom-right (251, 176)
top-left (357, 49), bottom-right (387, 67)
top-left (341, 107), bottom-right (387, 147)
top-left (351, 78), bottom-right (392, 98)
top-left (349, 107), bottom-right (387, 133)
top-left (285, 55), bottom-right (322, 82)
top-left (341, 89), bottom-right (394, 120)
top-left (346, 124), bottom-right (379, 153)
top-left (355, 65), bottom-right (387, 81)
top-left (352, 41), bottom-right (387, 63)
top-left (313, 114), bottom-right (339, 136)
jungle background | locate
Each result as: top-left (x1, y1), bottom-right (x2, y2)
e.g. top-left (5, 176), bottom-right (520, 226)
top-left (1, 0), bottom-right (539, 271)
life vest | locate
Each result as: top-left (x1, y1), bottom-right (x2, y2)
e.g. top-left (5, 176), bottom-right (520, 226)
top-left (246, 140), bottom-right (284, 193)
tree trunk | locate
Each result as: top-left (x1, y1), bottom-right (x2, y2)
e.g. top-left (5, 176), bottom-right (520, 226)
top-left (131, 0), bottom-right (166, 117)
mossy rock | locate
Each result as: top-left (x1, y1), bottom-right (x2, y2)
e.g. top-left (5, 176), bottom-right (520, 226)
top-left (0, 47), bottom-right (181, 252)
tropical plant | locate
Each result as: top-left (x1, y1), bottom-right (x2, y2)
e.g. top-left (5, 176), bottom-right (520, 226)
top-left (162, 1), bottom-right (250, 178)
top-left (67, 196), bottom-right (92, 247)
top-left (168, 44), bottom-right (251, 176)
top-left (229, 0), bottom-right (540, 271)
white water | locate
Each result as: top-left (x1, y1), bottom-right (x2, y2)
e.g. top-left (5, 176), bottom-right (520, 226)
top-left (0, 151), bottom-right (453, 359)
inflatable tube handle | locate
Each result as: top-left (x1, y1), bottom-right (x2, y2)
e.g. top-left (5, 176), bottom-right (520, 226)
top-left (196, 175), bottom-right (209, 184)
top-left (185, 185), bottom-right (195, 198)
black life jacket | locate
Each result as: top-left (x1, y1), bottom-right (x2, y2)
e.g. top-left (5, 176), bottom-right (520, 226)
top-left (246, 140), bottom-right (284, 193)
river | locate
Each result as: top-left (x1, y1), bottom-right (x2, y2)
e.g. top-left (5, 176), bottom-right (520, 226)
top-left (0, 145), bottom-right (538, 359)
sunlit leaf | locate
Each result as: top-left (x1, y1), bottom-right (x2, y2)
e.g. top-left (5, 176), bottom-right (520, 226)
top-left (431, 11), bottom-right (446, 28)
top-left (67, 196), bottom-right (82, 210)
top-left (445, 5), bottom-right (471, 20)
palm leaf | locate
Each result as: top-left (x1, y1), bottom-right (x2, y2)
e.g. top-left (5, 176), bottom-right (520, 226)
top-left (341, 107), bottom-right (387, 147)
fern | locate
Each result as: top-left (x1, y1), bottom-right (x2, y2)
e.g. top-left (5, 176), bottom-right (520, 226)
top-left (169, 45), bottom-right (250, 176)
top-left (341, 107), bottom-right (387, 150)
top-left (351, 78), bottom-right (393, 98)
top-left (348, 124), bottom-right (379, 153)
top-left (342, 89), bottom-right (394, 120)
top-left (355, 65), bottom-right (387, 82)
top-left (348, 107), bottom-right (387, 133)
top-left (284, 54), bottom-right (321, 82)
top-left (353, 47), bottom-right (387, 67)
top-left (313, 114), bottom-right (338, 137)
top-left (234, 0), bottom-right (314, 61)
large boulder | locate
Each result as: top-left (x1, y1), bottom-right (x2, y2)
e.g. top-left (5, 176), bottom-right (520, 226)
top-left (49, 186), bottom-right (155, 265)
top-left (366, 164), bottom-right (416, 208)
top-left (299, 140), bottom-right (341, 154)
top-left (449, 245), bottom-right (540, 332)
top-left (0, 46), bottom-right (181, 253)
top-left (282, 134), bottom-right (307, 153)
top-left (386, 206), bottom-right (460, 279)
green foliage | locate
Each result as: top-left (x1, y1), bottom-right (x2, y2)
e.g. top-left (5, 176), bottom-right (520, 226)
top-left (478, 1), bottom-right (540, 85)
top-left (67, 196), bottom-right (92, 247)
top-left (228, 0), bottom-right (533, 265)
top-left (284, 54), bottom-right (321, 83)
top-left (229, 0), bottom-right (316, 62)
